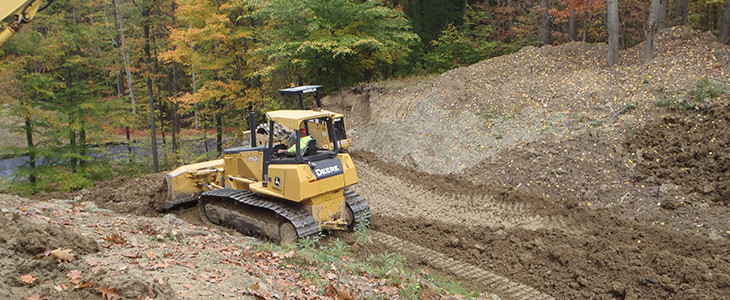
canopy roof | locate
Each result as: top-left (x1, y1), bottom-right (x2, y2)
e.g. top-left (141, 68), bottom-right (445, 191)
top-left (266, 110), bottom-right (331, 129)
top-left (278, 85), bottom-right (322, 96)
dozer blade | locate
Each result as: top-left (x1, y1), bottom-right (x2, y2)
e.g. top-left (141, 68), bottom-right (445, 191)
top-left (156, 159), bottom-right (224, 211)
top-left (158, 174), bottom-right (199, 210)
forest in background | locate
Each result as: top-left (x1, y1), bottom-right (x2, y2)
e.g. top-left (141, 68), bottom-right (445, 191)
top-left (1, 0), bottom-right (729, 193)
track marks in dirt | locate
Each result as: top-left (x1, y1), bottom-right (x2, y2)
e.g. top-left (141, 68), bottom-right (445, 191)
top-left (371, 231), bottom-right (555, 300)
top-left (352, 159), bottom-right (568, 232)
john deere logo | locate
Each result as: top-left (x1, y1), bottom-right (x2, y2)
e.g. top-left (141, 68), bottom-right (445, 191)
top-left (311, 159), bottom-right (344, 180)
top-left (274, 177), bottom-right (281, 187)
top-left (315, 165), bottom-right (340, 177)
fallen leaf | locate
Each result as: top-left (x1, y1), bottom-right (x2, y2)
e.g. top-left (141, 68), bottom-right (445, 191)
top-left (75, 282), bottom-right (96, 289)
top-left (25, 293), bottom-right (45, 300)
top-left (250, 282), bottom-right (260, 291)
top-left (177, 261), bottom-right (196, 268)
top-left (21, 274), bottom-right (37, 284)
top-left (67, 270), bottom-right (82, 284)
top-left (334, 285), bottom-right (354, 300)
top-left (54, 283), bottom-right (68, 291)
top-left (151, 262), bottom-right (169, 269)
top-left (50, 248), bottom-right (75, 262)
top-left (86, 258), bottom-right (103, 266)
top-left (122, 252), bottom-right (141, 259)
top-left (99, 285), bottom-right (122, 300)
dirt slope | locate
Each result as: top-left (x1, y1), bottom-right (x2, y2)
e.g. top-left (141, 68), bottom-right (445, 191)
top-left (326, 26), bottom-right (729, 175)
top-left (352, 152), bottom-right (730, 299)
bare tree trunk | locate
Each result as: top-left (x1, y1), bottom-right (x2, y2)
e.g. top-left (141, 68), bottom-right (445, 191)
top-left (24, 117), bottom-right (36, 185)
top-left (676, 0), bottom-right (689, 26)
top-left (144, 15), bottom-right (159, 172)
top-left (190, 35), bottom-right (199, 130)
top-left (644, 0), bottom-right (662, 63)
top-left (720, 0), bottom-right (730, 44)
top-left (482, 0), bottom-right (493, 24)
top-left (171, 1), bottom-right (180, 155)
top-left (117, 68), bottom-right (132, 161)
top-left (112, 0), bottom-right (136, 115)
top-left (79, 120), bottom-right (87, 168)
top-left (657, 0), bottom-right (668, 30)
top-left (540, 0), bottom-right (551, 45)
top-left (172, 62), bottom-right (180, 154)
top-left (68, 113), bottom-right (77, 171)
top-left (216, 98), bottom-right (223, 154)
top-left (569, 9), bottom-right (578, 41)
top-left (607, 0), bottom-right (620, 66)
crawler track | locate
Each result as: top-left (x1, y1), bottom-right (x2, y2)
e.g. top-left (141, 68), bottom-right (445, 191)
top-left (344, 189), bottom-right (371, 228)
top-left (200, 189), bottom-right (321, 242)
top-left (371, 231), bottom-right (554, 300)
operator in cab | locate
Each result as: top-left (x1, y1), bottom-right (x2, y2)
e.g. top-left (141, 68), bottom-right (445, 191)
top-left (277, 128), bottom-right (312, 155)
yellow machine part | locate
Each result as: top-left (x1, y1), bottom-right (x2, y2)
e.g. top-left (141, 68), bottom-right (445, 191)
top-left (162, 159), bottom-right (224, 210)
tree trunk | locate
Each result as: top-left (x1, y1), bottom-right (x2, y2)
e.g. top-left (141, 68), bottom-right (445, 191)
top-left (117, 68), bottom-right (133, 161)
top-left (644, 0), bottom-right (662, 63)
top-left (657, 0), bottom-right (668, 30)
top-left (144, 17), bottom-right (159, 172)
top-left (69, 113), bottom-right (77, 171)
top-left (191, 38), bottom-right (199, 129)
top-left (172, 62), bottom-right (180, 154)
top-left (481, 0), bottom-right (493, 24)
top-left (569, 9), bottom-right (578, 41)
top-left (112, 0), bottom-right (136, 115)
top-left (216, 98), bottom-right (223, 154)
top-left (79, 120), bottom-right (87, 168)
top-left (171, 1), bottom-right (180, 155)
top-left (719, 0), bottom-right (730, 44)
top-left (607, 0), bottom-right (620, 66)
top-left (24, 117), bottom-right (36, 185)
top-left (540, 0), bottom-right (551, 45)
top-left (676, 0), bottom-right (689, 26)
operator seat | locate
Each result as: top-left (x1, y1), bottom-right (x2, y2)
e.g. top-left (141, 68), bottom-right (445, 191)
top-left (304, 139), bottom-right (317, 156)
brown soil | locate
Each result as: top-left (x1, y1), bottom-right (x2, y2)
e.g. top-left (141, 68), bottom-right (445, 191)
top-left (38, 173), bottom-right (168, 217)
top-left (0, 202), bottom-right (173, 299)
top-left (627, 106), bottom-right (730, 205)
top-left (352, 152), bottom-right (730, 299)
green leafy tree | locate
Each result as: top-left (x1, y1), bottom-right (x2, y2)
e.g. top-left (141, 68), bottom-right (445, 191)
top-left (424, 8), bottom-right (515, 73)
top-left (252, 0), bottom-right (419, 90)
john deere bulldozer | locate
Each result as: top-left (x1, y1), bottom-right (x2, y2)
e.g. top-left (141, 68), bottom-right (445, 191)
top-left (159, 86), bottom-right (370, 243)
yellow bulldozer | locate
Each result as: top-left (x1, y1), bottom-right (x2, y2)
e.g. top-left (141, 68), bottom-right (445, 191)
top-left (159, 86), bottom-right (370, 243)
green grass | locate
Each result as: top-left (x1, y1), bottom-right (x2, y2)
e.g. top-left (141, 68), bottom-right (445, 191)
top-left (657, 78), bottom-right (728, 111)
top-left (247, 227), bottom-right (492, 299)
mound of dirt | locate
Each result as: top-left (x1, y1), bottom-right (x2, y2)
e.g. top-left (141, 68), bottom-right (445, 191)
top-left (0, 209), bottom-right (174, 299)
top-left (627, 106), bottom-right (730, 205)
top-left (0, 212), bottom-right (99, 257)
top-left (78, 173), bottom-right (167, 217)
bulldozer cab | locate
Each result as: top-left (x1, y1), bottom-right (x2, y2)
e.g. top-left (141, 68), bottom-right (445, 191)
top-left (266, 110), bottom-right (340, 163)
top-left (278, 85), bottom-right (350, 151)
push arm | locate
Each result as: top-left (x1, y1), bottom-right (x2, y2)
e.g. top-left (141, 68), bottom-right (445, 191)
top-left (0, 0), bottom-right (44, 47)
